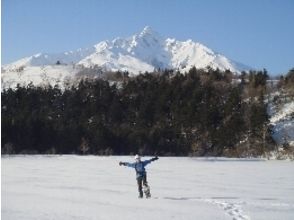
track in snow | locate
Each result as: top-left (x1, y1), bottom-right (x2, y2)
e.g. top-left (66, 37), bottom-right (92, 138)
top-left (154, 196), bottom-right (250, 220)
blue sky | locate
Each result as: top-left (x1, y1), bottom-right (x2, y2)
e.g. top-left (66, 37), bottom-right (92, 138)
top-left (2, 0), bottom-right (294, 75)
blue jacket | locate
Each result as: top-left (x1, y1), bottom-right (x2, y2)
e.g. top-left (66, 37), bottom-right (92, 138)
top-left (124, 159), bottom-right (155, 179)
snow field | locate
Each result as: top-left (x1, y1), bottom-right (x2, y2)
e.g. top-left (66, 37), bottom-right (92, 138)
top-left (2, 156), bottom-right (294, 220)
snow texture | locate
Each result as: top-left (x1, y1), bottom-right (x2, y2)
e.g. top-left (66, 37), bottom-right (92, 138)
top-left (2, 156), bottom-right (294, 220)
top-left (268, 96), bottom-right (294, 146)
top-left (2, 26), bottom-right (250, 89)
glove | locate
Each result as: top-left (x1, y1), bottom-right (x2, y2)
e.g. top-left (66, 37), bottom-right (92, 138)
top-left (119, 162), bottom-right (126, 166)
top-left (151, 156), bottom-right (159, 161)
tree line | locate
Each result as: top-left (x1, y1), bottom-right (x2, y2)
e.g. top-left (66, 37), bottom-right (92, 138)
top-left (2, 67), bottom-right (277, 156)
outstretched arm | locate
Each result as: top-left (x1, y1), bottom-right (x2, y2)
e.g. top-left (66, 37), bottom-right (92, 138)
top-left (119, 161), bottom-right (136, 168)
top-left (143, 156), bottom-right (159, 166)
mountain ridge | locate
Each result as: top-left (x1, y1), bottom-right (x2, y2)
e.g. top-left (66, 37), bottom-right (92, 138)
top-left (2, 26), bottom-right (251, 89)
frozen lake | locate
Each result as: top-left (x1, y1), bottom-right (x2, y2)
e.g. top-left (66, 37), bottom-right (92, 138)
top-left (2, 156), bottom-right (294, 220)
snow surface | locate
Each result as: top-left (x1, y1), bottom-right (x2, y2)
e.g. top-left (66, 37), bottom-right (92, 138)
top-left (1, 65), bottom-right (81, 89)
top-left (2, 26), bottom-right (250, 90)
top-left (2, 156), bottom-right (294, 220)
top-left (270, 102), bottom-right (294, 125)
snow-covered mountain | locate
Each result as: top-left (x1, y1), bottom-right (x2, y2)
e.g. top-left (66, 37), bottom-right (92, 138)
top-left (2, 26), bottom-right (250, 89)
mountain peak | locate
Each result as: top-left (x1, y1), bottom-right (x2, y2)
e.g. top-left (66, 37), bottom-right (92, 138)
top-left (2, 27), bottom-right (251, 89)
top-left (141, 26), bottom-right (155, 35)
top-left (138, 26), bottom-right (162, 40)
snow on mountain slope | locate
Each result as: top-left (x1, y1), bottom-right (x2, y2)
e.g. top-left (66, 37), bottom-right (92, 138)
top-left (4, 48), bottom-right (96, 70)
top-left (78, 27), bottom-right (171, 71)
top-left (1, 65), bottom-right (81, 89)
top-left (267, 86), bottom-right (294, 148)
top-left (166, 38), bottom-right (239, 72)
top-left (2, 26), bottom-right (250, 89)
top-left (268, 96), bottom-right (294, 147)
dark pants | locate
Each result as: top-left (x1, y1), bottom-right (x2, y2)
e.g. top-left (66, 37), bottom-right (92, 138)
top-left (137, 174), bottom-right (148, 197)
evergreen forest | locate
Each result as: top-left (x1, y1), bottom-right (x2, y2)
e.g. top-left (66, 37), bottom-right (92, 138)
top-left (2, 67), bottom-right (281, 156)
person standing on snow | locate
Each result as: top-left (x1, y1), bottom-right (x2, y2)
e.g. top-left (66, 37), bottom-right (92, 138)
top-left (119, 154), bottom-right (159, 198)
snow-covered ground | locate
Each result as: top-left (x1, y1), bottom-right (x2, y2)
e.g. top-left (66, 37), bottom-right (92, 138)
top-left (2, 156), bottom-right (294, 220)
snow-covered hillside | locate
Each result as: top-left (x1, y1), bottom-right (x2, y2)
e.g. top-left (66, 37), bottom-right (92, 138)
top-left (2, 156), bottom-right (294, 220)
top-left (268, 91), bottom-right (294, 147)
top-left (2, 26), bottom-right (250, 89)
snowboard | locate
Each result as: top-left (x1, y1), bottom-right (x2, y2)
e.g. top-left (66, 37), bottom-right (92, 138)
top-left (143, 184), bottom-right (151, 198)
